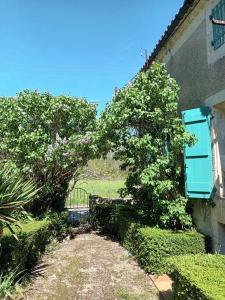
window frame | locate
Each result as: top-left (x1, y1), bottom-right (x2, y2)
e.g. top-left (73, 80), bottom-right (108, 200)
top-left (211, 0), bottom-right (225, 50)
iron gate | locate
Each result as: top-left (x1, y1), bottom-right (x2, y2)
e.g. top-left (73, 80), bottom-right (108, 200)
top-left (66, 187), bottom-right (90, 209)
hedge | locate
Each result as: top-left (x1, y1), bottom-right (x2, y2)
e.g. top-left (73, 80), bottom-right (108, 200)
top-left (90, 202), bottom-right (139, 236)
top-left (0, 211), bottom-right (70, 274)
top-left (0, 220), bottom-right (51, 273)
top-left (168, 254), bottom-right (225, 300)
top-left (125, 227), bottom-right (206, 275)
top-left (91, 203), bottom-right (206, 275)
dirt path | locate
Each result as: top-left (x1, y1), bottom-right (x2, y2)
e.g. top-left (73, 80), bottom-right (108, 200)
top-left (23, 233), bottom-right (159, 300)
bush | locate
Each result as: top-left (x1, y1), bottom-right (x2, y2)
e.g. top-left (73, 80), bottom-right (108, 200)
top-left (97, 63), bottom-right (195, 229)
top-left (91, 203), bottom-right (206, 275)
top-left (90, 202), bottom-right (139, 235)
top-left (168, 254), bottom-right (225, 300)
top-left (47, 211), bottom-right (70, 241)
top-left (0, 220), bottom-right (51, 273)
top-left (0, 212), bottom-right (70, 274)
top-left (125, 227), bottom-right (206, 275)
top-left (0, 90), bottom-right (96, 214)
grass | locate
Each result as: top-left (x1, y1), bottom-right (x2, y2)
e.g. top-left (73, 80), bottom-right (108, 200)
top-left (3, 220), bottom-right (49, 236)
top-left (65, 179), bottom-right (126, 207)
top-left (76, 179), bottom-right (125, 198)
top-left (116, 289), bottom-right (138, 300)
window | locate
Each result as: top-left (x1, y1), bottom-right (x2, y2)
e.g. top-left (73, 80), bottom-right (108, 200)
top-left (211, 0), bottom-right (225, 50)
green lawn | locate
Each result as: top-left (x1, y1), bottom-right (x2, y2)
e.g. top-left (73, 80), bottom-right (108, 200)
top-left (76, 179), bottom-right (125, 198)
top-left (66, 179), bottom-right (125, 207)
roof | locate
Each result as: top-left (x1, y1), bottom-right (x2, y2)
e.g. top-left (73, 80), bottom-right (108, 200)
top-left (141, 0), bottom-right (201, 72)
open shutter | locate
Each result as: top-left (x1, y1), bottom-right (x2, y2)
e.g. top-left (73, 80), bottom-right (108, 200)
top-left (182, 107), bottom-right (214, 199)
top-left (211, 0), bottom-right (225, 50)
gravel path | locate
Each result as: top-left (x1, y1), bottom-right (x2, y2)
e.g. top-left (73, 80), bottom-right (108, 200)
top-left (23, 233), bottom-right (159, 300)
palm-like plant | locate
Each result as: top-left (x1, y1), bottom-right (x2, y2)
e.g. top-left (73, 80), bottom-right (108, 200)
top-left (0, 165), bottom-right (38, 239)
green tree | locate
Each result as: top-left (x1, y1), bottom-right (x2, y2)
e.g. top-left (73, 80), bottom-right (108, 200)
top-left (97, 63), bottom-right (194, 229)
top-left (0, 90), bottom-right (96, 214)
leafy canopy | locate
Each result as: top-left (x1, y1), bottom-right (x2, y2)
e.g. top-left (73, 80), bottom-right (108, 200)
top-left (0, 90), bottom-right (96, 214)
top-left (97, 63), bottom-right (194, 229)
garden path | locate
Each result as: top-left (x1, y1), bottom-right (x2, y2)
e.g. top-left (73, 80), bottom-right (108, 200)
top-left (23, 233), bottom-right (159, 300)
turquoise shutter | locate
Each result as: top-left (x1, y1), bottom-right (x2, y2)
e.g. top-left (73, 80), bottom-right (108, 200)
top-left (211, 0), bottom-right (225, 49)
top-left (182, 107), bottom-right (214, 199)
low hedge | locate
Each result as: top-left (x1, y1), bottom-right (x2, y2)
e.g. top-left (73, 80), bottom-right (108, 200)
top-left (125, 227), bottom-right (206, 275)
top-left (91, 203), bottom-right (206, 275)
top-left (0, 211), bottom-right (70, 273)
top-left (168, 254), bottom-right (225, 300)
top-left (0, 220), bottom-right (51, 273)
top-left (90, 202), bottom-right (139, 235)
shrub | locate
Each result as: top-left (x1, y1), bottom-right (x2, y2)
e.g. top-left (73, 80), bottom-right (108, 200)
top-left (0, 165), bottom-right (38, 239)
top-left (90, 202), bottom-right (139, 235)
top-left (125, 227), bottom-right (205, 275)
top-left (0, 90), bottom-right (96, 214)
top-left (91, 203), bottom-right (206, 275)
top-left (0, 220), bottom-right (51, 273)
top-left (97, 63), bottom-right (195, 229)
top-left (168, 254), bottom-right (225, 300)
top-left (0, 212), bottom-right (70, 274)
top-left (46, 210), bottom-right (70, 241)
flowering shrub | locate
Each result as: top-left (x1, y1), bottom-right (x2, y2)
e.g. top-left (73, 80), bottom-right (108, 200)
top-left (0, 90), bottom-right (96, 214)
top-left (97, 63), bottom-right (194, 229)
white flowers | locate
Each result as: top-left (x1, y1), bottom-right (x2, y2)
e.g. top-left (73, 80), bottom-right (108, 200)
top-left (77, 135), bottom-right (92, 145)
top-left (45, 133), bottom-right (69, 160)
top-left (18, 107), bottom-right (26, 116)
top-left (56, 133), bottom-right (68, 145)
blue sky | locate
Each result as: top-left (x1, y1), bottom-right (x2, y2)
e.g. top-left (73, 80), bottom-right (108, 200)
top-left (0, 0), bottom-right (183, 111)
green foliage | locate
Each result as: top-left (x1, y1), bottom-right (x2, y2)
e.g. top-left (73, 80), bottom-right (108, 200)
top-left (168, 254), bottom-right (225, 300)
top-left (125, 227), bottom-right (205, 275)
top-left (90, 202), bottom-right (138, 234)
top-left (0, 90), bottom-right (96, 214)
top-left (97, 63), bottom-right (194, 229)
top-left (0, 165), bottom-right (38, 237)
top-left (0, 220), bottom-right (50, 273)
top-left (0, 213), bottom-right (70, 273)
top-left (91, 203), bottom-right (205, 275)
top-left (155, 196), bottom-right (193, 230)
top-left (0, 212), bottom-right (70, 297)
top-left (45, 210), bottom-right (70, 241)
top-left (0, 269), bottom-right (22, 299)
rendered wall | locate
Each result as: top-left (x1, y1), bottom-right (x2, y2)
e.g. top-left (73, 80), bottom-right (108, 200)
top-left (158, 0), bottom-right (225, 252)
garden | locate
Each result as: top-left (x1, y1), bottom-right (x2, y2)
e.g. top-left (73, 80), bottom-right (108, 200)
top-left (0, 64), bottom-right (224, 300)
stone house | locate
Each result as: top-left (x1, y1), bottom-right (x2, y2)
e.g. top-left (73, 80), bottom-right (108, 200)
top-left (141, 0), bottom-right (225, 252)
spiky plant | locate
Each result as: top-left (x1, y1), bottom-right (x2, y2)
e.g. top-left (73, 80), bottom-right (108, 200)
top-left (0, 165), bottom-right (38, 239)
top-left (0, 269), bottom-right (23, 299)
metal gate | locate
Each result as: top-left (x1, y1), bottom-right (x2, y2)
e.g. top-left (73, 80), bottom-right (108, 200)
top-left (66, 188), bottom-right (90, 224)
top-left (66, 187), bottom-right (89, 209)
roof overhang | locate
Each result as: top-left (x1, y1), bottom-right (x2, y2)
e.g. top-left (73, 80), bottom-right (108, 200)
top-left (141, 0), bottom-right (201, 72)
